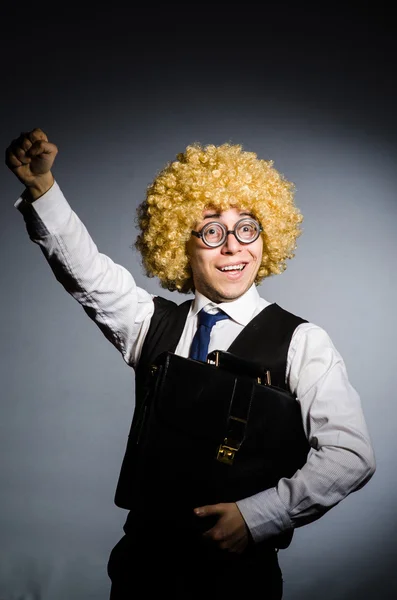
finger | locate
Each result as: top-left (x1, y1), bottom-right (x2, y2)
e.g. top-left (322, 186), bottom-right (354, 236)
top-left (225, 537), bottom-right (245, 554)
top-left (210, 524), bottom-right (246, 553)
top-left (5, 142), bottom-right (31, 167)
top-left (194, 507), bottom-right (206, 516)
top-left (5, 150), bottom-right (29, 169)
top-left (6, 134), bottom-right (31, 163)
top-left (13, 129), bottom-right (47, 149)
top-left (17, 133), bottom-right (33, 153)
top-left (9, 129), bottom-right (49, 157)
top-left (15, 146), bottom-right (33, 163)
top-left (27, 140), bottom-right (57, 158)
top-left (27, 128), bottom-right (48, 144)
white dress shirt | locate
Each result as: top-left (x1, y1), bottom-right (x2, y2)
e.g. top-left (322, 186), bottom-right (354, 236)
top-left (16, 181), bottom-right (376, 543)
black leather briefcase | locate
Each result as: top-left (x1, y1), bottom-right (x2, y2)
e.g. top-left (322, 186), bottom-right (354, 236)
top-left (130, 349), bottom-right (310, 545)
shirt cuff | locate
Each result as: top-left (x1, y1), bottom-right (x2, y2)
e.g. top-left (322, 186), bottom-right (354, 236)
top-left (236, 486), bottom-right (294, 543)
top-left (15, 181), bottom-right (73, 235)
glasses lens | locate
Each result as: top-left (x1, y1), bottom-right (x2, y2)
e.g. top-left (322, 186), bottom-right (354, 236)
top-left (202, 222), bottom-right (226, 246)
top-left (235, 218), bottom-right (260, 242)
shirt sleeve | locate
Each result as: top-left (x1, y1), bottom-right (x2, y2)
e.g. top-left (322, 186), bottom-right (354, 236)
top-left (15, 181), bottom-right (154, 368)
top-left (236, 322), bottom-right (376, 543)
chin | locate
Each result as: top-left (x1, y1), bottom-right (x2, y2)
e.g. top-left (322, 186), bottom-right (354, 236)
top-left (213, 284), bottom-right (250, 303)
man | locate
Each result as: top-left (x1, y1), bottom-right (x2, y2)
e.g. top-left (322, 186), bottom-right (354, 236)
top-left (6, 128), bottom-right (376, 599)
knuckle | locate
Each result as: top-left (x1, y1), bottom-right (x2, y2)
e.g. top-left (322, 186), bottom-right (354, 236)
top-left (29, 128), bottom-right (47, 142)
top-left (31, 139), bottom-right (45, 153)
top-left (213, 529), bottom-right (223, 542)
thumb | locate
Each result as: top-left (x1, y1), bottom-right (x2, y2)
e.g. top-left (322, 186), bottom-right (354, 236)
top-left (194, 504), bottom-right (222, 517)
top-left (27, 140), bottom-right (58, 158)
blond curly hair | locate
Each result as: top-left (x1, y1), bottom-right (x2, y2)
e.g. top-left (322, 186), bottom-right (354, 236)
top-left (135, 142), bottom-right (303, 293)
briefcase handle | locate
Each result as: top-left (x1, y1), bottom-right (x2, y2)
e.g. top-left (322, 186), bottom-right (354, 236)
top-left (207, 350), bottom-right (272, 385)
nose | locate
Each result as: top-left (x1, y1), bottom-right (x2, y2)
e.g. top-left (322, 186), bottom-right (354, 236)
top-left (221, 230), bottom-right (242, 254)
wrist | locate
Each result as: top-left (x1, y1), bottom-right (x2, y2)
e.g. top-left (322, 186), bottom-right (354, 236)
top-left (25, 173), bottom-right (55, 202)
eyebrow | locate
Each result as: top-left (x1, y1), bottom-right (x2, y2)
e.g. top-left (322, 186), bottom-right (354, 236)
top-left (202, 211), bottom-right (255, 220)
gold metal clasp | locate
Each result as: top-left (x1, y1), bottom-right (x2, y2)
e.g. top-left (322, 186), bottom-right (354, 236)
top-left (217, 441), bottom-right (238, 465)
top-left (257, 370), bottom-right (272, 385)
top-left (216, 444), bottom-right (236, 465)
top-left (216, 415), bottom-right (247, 465)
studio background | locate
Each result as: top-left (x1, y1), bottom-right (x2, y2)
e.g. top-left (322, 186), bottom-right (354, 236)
top-left (1, 5), bottom-right (395, 599)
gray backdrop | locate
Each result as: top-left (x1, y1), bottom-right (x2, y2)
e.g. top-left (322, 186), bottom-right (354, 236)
top-left (1, 5), bottom-right (396, 600)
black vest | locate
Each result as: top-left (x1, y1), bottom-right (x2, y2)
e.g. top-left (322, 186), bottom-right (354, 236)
top-left (114, 296), bottom-right (307, 510)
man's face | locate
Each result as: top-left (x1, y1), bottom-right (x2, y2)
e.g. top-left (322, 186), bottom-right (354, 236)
top-left (186, 207), bottom-right (263, 303)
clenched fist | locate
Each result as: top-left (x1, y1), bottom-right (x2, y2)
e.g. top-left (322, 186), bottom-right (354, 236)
top-left (5, 128), bottom-right (58, 200)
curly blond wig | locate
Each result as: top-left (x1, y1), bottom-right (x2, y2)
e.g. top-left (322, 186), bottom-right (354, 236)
top-left (135, 143), bottom-right (303, 293)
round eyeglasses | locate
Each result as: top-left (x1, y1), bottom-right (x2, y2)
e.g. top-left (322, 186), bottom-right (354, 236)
top-left (191, 217), bottom-right (263, 248)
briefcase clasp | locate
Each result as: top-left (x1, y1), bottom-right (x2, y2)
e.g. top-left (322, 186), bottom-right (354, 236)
top-left (216, 438), bottom-right (240, 465)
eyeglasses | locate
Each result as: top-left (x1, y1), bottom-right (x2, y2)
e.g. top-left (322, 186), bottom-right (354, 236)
top-left (191, 217), bottom-right (263, 248)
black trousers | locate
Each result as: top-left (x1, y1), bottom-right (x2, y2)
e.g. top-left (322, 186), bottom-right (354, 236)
top-left (108, 522), bottom-right (283, 599)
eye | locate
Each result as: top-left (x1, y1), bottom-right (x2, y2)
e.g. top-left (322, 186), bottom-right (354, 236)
top-left (202, 222), bottom-right (225, 245)
top-left (204, 223), bottom-right (223, 236)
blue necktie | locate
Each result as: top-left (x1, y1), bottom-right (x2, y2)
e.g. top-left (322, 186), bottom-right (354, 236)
top-left (189, 308), bottom-right (229, 362)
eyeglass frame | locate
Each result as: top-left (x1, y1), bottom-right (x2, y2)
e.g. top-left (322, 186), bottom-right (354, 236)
top-left (191, 216), bottom-right (263, 248)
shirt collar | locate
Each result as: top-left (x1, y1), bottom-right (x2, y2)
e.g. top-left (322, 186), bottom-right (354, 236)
top-left (191, 284), bottom-right (267, 326)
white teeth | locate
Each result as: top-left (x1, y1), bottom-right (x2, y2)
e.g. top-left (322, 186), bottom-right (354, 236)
top-left (220, 264), bottom-right (245, 271)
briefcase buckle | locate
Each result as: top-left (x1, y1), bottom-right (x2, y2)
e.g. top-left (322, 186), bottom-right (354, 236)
top-left (216, 438), bottom-right (239, 465)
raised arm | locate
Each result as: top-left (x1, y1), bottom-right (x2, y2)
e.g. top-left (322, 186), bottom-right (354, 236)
top-left (6, 128), bottom-right (154, 367)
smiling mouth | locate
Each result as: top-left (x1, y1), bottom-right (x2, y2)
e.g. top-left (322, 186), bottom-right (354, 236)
top-left (218, 264), bottom-right (247, 272)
